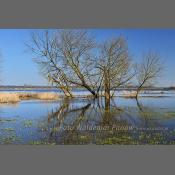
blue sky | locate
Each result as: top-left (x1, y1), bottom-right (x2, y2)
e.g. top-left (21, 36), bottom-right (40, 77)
top-left (0, 29), bottom-right (174, 87)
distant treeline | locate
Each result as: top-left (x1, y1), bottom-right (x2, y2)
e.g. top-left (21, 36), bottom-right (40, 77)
top-left (0, 85), bottom-right (174, 91)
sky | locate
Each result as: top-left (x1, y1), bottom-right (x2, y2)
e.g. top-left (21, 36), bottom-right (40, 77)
top-left (0, 29), bottom-right (174, 87)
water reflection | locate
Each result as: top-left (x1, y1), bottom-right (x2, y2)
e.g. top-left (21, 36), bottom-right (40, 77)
top-left (36, 97), bottom-right (174, 145)
top-left (1, 97), bottom-right (175, 144)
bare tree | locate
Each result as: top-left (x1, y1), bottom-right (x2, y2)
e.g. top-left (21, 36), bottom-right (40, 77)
top-left (97, 37), bottom-right (134, 103)
top-left (27, 30), bottom-right (100, 98)
top-left (55, 30), bottom-right (100, 97)
top-left (27, 30), bottom-right (73, 97)
top-left (134, 52), bottom-right (163, 99)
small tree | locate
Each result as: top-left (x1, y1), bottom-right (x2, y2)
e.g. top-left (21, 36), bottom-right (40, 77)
top-left (135, 52), bottom-right (163, 99)
top-left (97, 37), bottom-right (134, 103)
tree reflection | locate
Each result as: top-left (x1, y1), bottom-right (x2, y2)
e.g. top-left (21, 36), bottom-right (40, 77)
top-left (43, 98), bottom-right (130, 144)
top-left (39, 97), bottom-right (169, 145)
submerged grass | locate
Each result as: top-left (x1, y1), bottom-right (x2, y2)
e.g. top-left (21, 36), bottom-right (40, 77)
top-left (0, 135), bottom-right (22, 144)
top-left (23, 120), bottom-right (33, 128)
top-left (0, 118), bottom-right (17, 123)
top-left (164, 112), bottom-right (175, 119)
top-left (2, 128), bottom-right (15, 132)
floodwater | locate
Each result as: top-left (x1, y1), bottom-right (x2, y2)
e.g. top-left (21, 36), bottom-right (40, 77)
top-left (0, 92), bottom-right (175, 145)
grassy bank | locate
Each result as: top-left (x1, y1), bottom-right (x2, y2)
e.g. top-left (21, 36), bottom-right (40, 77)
top-left (0, 92), bottom-right (59, 103)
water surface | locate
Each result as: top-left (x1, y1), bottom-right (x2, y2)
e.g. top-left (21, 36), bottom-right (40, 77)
top-left (0, 95), bottom-right (175, 145)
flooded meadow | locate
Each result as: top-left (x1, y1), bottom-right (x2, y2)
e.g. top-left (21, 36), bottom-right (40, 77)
top-left (0, 90), bottom-right (175, 145)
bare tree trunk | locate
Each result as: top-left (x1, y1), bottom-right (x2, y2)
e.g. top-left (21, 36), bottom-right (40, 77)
top-left (83, 83), bottom-right (98, 98)
top-left (104, 87), bottom-right (110, 100)
top-left (60, 86), bottom-right (73, 98)
top-left (103, 97), bottom-right (111, 125)
top-left (105, 98), bottom-right (110, 111)
top-left (50, 76), bottom-right (73, 98)
top-left (135, 86), bottom-right (142, 99)
top-left (104, 69), bottom-right (111, 100)
top-left (135, 89), bottom-right (139, 99)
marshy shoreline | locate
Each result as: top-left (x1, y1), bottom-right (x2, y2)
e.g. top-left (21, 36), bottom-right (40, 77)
top-left (0, 92), bottom-right (60, 103)
top-left (0, 89), bottom-right (174, 103)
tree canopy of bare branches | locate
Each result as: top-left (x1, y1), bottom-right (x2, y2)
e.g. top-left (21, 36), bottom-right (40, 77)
top-left (134, 52), bottom-right (163, 98)
top-left (27, 30), bottom-right (164, 103)
top-left (27, 30), bottom-right (101, 97)
top-left (97, 37), bottom-right (134, 100)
